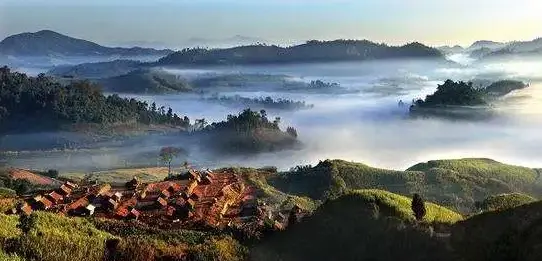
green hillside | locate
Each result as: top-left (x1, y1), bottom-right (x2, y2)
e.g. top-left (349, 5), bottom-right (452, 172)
top-left (451, 200), bottom-right (542, 261)
top-left (251, 189), bottom-right (461, 261)
top-left (270, 158), bottom-right (541, 213)
top-left (477, 193), bottom-right (537, 212)
top-left (99, 69), bottom-right (192, 94)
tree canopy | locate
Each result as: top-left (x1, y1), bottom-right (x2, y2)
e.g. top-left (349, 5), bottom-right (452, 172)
top-left (0, 66), bottom-right (189, 133)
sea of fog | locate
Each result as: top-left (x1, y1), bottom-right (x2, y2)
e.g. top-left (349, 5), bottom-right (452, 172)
top-left (3, 57), bottom-right (542, 172)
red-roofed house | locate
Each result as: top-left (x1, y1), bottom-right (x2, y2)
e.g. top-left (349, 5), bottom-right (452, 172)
top-left (36, 197), bottom-right (53, 210)
top-left (46, 191), bottom-right (64, 203)
top-left (156, 197), bottom-right (168, 208)
top-left (58, 185), bottom-right (72, 196)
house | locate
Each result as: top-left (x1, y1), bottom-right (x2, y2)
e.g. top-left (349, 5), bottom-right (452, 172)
top-left (188, 170), bottom-right (200, 181)
top-left (96, 184), bottom-right (112, 196)
top-left (160, 189), bottom-right (171, 199)
top-left (186, 180), bottom-right (198, 195)
top-left (156, 197), bottom-right (168, 208)
top-left (18, 203), bottom-right (33, 216)
top-left (127, 208), bottom-right (140, 220)
top-left (186, 198), bottom-right (196, 210)
top-left (189, 190), bottom-right (202, 201)
top-left (46, 191), bottom-right (64, 204)
top-left (201, 175), bottom-right (213, 185)
top-left (36, 197), bottom-right (53, 210)
top-left (64, 181), bottom-right (78, 190)
top-left (126, 177), bottom-right (140, 189)
top-left (106, 198), bottom-right (119, 210)
top-left (84, 204), bottom-right (96, 216)
top-left (58, 185), bottom-right (72, 196)
top-left (112, 192), bottom-right (123, 202)
top-left (32, 195), bottom-right (43, 202)
top-left (165, 206), bottom-right (176, 216)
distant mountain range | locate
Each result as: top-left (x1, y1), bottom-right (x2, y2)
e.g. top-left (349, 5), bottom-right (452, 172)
top-left (0, 30), bottom-right (173, 57)
top-left (156, 40), bottom-right (445, 66)
top-left (439, 38), bottom-right (542, 60)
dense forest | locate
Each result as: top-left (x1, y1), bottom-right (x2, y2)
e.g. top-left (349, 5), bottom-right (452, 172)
top-left (411, 79), bottom-right (527, 109)
top-left (0, 67), bottom-right (189, 133)
top-left (156, 40), bottom-right (443, 66)
top-left (193, 109), bottom-right (300, 154)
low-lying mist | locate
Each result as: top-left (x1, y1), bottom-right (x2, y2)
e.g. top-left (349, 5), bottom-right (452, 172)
top-left (3, 58), bottom-right (542, 172)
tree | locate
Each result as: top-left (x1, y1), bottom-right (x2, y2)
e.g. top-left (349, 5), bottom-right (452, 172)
top-left (159, 147), bottom-right (180, 176)
top-left (411, 193), bottom-right (427, 221)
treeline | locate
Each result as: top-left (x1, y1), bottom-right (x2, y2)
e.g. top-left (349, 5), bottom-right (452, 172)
top-left (206, 94), bottom-right (314, 111)
top-left (0, 67), bottom-right (189, 133)
top-left (156, 40), bottom-right (443, 66)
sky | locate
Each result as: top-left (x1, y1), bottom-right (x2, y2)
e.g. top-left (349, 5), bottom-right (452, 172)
top-left (0, 0), bottom-right (541, 48)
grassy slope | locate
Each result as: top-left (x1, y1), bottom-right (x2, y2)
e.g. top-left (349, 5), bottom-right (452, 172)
top-left (271, 158), bottom-right (541, 213)
top-left (61, 167), bottom-right (170, 184)
top-left (227, 167), bottom-right (318, 211)
top-left (478, 192), bottom-right (537, 212)
top-left (451, 200), bottom-right (542, 261)
top-left (20, 212), bottom-right (114, 261)
top-left (251, 189), bottom-right (461, 261)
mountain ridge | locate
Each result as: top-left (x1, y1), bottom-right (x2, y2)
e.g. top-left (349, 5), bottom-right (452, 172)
top-left (0, 30), bottom-right (173, 57)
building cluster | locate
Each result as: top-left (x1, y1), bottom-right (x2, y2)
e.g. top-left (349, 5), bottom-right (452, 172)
top-left (14, 169), bottom-right (256, 228)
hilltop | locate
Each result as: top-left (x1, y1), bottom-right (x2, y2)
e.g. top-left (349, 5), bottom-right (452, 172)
top-left (269, 158), bottom-right (541, 213)
top-left (156, 40), bottom-right (444, 66)
top-left (0, 30), bottom-right (172, 57)
top-left (251, 189), bottom-right (461, 261)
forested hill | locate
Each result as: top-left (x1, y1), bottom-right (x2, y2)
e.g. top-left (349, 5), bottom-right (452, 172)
top-left (0, 30), bottom-right (172, 57)
top-left (0, 66), bottom-right (189, 134)
top-left (155, 40), bottom-right (444, 66)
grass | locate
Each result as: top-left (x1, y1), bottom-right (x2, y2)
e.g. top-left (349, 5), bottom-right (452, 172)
top-left (451, 200), bottom-right (542, 261)
top-left (0, 214), bottom-right (20, 243)
top-left (60, 167), bottom-right (170, 185)
top-left (272, 158), bottom-right (542, 213)
top-left (477, 193), bottom-right (537, 212)
top-left (19, 212), bottom-right (115, 261)
top-left (226, 167), bottom-right (318, 212)
top-left (350, 189), bottom-right (463, 224)
top-left (251, 189), bottom-right (458, 261)
top-left (0, 249), bottom-right (26, 261)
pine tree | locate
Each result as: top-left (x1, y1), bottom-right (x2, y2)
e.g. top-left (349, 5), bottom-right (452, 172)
top-left (411, 193), bottom-right (427, 221)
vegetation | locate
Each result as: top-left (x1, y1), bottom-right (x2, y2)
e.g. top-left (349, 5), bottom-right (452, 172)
top-left (156, 40), bottom-right (443, 66)
top-left (412, 193), bottom-right (427, 221)
top-left (251, 189), bottom-right (460, 261)
top-left (270, 158), bottom-right (542, 213)
top-left (412, 80), bottom-right (487, 108)
top-left (159, 147), bottom-right (184, 176)
top-left (484, 80), bottom-right (527, 97)
top-left (205, 94), bottom-right (313, 111)
top-left (409, 79), bottom-right (527, 119)
top-left (193, 109), bottom-right (300, 154)
top-left (99, 69), bottom-right (192, 93)
top-left (451, 200), bottom-right (542, 261)
top-left (48, 60), bottom-right (143, 79)
top-left (476, 193), bottom-right (536, 212)
top-left (0, 67), bottom-right (190, 134)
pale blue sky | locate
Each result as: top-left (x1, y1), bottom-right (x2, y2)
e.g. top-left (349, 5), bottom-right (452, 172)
top-left (0, 0), bottom-right (540, 48)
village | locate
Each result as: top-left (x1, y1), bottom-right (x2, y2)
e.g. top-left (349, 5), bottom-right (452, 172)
top-left (11, 168), bottom-right (295, 230)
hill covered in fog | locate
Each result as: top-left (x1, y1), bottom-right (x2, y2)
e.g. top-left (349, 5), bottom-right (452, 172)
top-left (155, 40), bottom-right (444, 66)
top-left (0, 30), bottom-right (173, 57)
